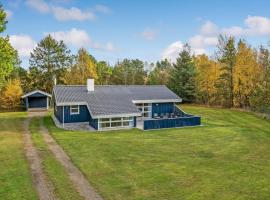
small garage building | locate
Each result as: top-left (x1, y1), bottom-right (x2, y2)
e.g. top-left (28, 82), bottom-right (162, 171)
top-left (22, 90), bottom-right (52, 111)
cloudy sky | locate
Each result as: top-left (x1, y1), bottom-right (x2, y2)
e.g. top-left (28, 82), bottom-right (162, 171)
top-left (2, 0), bottom-right (270, 67)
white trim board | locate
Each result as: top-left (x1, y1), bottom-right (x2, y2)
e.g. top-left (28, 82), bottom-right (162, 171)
top-left (70, 105), bottom-right (80, 115)
top-left (132, 99), bottom-right (182, 103)
top-left (22, 90), bottom-right (52, 98)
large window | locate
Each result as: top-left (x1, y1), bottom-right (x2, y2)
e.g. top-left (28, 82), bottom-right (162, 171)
top-left (136, 103), bottom-right (151, 118)
top-left (98, 117), bottom-right (133, 129)
top-left (70, 105), bottom-right (80, 115)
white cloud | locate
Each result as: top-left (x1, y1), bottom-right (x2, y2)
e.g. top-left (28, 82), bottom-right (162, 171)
top-left (222, 16), bottom-right (270, 36)
top-left (141, 29), bottom-right (158, 41)
top-left (51, 6), bottom-right (95, 21)
top-left (95, 5), bottom-right (111, 14)
top-left (46, 28), bottom-right (91, 47)
top-left (162, 41), bottom-right (206, 62)
top-left (5, 10), bottom-right (13, 20)
top-left (9, 35), bottom-right (36, 57)
top-left (26, 1), bottom-right (110, 22)
top-left (162, 15), bottom-right (270, 61)
top-left (186, 20), bottom-right (219, 53)
top-left (161, 20), bottom-right (219, 59)
top-left (26, 0), bottom-right (50, 13)
top-left (200, 21), bottom-right (218, 36)
top-left (161, 41), bottom-right (183, 62)
top-left (244, 16), bottom-right (270, 35)
top-left (222, 26), bottom-right (244, 37)
top-left (189, 35), bottom-right (218, 48)
top-left (46, 28), bottom-right (117, 52)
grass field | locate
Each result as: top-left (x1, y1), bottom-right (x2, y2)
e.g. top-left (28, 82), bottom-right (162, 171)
top-left (0, 112), bottom-right (37, 200)
top-left (1, 106), bottom-right (270, 200)
top-left (45, 105), bottom-right (270, 200)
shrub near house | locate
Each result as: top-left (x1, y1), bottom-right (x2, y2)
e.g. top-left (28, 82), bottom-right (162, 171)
top-left (0, 79), bottom-right (22, 110)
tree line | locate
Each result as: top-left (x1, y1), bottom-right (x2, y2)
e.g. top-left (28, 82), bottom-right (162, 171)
top-left (0, 5), bottom-right (270, 114)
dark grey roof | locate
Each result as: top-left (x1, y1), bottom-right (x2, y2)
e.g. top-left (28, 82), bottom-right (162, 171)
top-left (53, 85), bottom-right (181, 118)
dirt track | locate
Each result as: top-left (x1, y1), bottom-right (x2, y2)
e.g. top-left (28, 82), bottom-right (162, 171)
top-left (23, 115), bottom-right (57, 200)
top-left (40, 118), bottom-right (103, 200)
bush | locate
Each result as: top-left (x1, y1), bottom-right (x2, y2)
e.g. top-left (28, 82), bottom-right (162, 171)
top-left (0, 79), bottom-right (23, 110)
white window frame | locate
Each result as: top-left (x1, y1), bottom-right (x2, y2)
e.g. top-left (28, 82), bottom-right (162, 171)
top-left (98, 117), bottom-right (133, 129)
top-left (136, 103), bottom-right (151, 118)
top-left (70, 105), bottom-right (80, 115)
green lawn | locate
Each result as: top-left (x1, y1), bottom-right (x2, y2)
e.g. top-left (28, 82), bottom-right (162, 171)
top-left (45, 105), bottom-right (270, 200)
top-left (0, 112), bottom-right (37, 200)
top-left (1, 106), bottom-right (269, 200)
top-left (29, 117), bottom-right (83, 200)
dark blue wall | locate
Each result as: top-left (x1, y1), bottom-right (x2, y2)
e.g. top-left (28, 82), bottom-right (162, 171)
top-left (54, 105), bottom-right (90, 123)
top-left (28, 97), bottom-right (47, 108)
top-left (89, 117), bottom-right (98, 130)
top-left (54, 105), bottom-right (63, 123)
top-left (144, 116), bottom-right (201, 130)
top-left (152, 102), bottom-right (174, 117)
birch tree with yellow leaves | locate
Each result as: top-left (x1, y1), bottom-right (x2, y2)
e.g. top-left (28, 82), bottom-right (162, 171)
top-left (63, 48), bottom-right (98, 85)
top-left (233, 40), bottom-right (259, 108)
top-left (194, 54), bottom-right (220, 105)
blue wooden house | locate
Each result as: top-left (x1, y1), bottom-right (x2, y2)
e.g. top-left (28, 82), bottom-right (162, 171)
top-left (53, 79), bottom-right (201, 131)
top-left (22, 90), bottom-right (52, 111)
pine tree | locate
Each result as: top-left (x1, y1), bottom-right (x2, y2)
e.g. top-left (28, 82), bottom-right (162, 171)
top-left (168, 44), bottom-right (196, 103)
top-left (29, 35), bottom-right (73, 92)
top-left (216, 36), bottom-right (236, 107)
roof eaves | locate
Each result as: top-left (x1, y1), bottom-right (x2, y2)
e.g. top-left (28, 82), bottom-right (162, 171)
top-left (92, 112), bottom-right (142, 119)
top-left (21, 90), bottom-right (52, 98)
top-left (132, 98), bottom-right (182, 103)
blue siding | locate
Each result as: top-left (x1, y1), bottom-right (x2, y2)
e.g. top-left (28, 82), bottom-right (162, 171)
top-left (144, 116), bottom-right (201, 130)
top-left (54, 105), bottom-right (63, 123)
top-left (64, 105), bottom-right (90, 123)
top-left (152, 103), bottom-right (174, 117)
top-left (28, 97), bottom-right (47, 108)
top-left (54, 104), bottom-right (98, 130)
top-left (89, 117), bottom-right (98, 130)
top-left (54, 105), bottom-right (90, 123)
